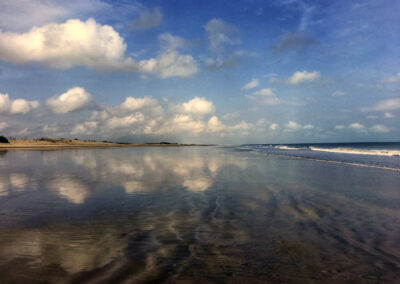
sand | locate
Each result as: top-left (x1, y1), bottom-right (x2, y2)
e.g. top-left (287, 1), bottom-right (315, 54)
top-left (0, 138), bottom-right (203, 149)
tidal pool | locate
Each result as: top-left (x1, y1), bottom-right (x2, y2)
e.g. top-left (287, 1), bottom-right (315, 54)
top-left (0, 147), bottom-right (399, 283)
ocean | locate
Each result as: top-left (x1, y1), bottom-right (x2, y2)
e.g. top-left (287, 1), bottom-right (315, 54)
top-left (0, 146), bottom-right (399, 282)
top-left (238, 142), bottom-right (400, 170)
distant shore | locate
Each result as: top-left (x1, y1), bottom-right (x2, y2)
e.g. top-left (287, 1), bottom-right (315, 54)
top-left (0, 138), bottom-right (211, 150)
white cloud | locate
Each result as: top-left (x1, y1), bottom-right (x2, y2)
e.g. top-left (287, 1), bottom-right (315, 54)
top-left (286, 121), bottom-right (302, 131)
top-left (332, 90), bottom-right (345, 97)
top-left (169, 114), bottom-right (205, 134)
top-left (207, 116), bottom-right (225, 133)
top-left (0, 18), bottom-right (197, 78)
top-left (205, 18), bottom-right (240, 52)
top-left (158, 33), bottom-right (190, 50)
top-left (106, 113), bottom-right (144, 129)
top-left (246, 88), bottom-right (281, 105)
top-left (270, 123), bottom-right (279, 130)
top-left (0, 0), bottom-right (109, 31)
top-left (10, 99), bottom-right (39, 114)
top-left (71, 121), bottom-right (98, 135)
top-left (371, 124), bottom-right (389, 133)
top-left (242, 78), bottom-right (259, 90)
top-left (46, 87), bottom-right (91, 114)
top-left (362, 98), bottom-right (400, 112)
top-left (0, 18), bottom-right (128, 69)
top-left (5, 92), bottom-right (272, 141)
top-left (286, 70), bottom-right (321, 85)
top-left (0, 122), bottom-right (8, 131)
top-left (130, 7), bottom-right (162, 30)
top-left (335, 125), bottom-right (345, 130)
top-left (0, 93), bottom-right (11, 113)
top-left (349, 122), bottom-right (365, 130)
top-left (0, 93), bottom-right (39, 115)
top-left (181, 97), bottom-right (215, 116)
top-left (382, 72), bottom-right (400, 83)
top-left (120, 96), bottom-right (159, 111)
top-left (384, 112), bottom-right (394, 118)
top-left (284, 121), bottom-right (315, 132)
top-left (152, 50), bottom-right (198, 78)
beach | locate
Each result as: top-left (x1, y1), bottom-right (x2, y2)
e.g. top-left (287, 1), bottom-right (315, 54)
top-left (0, 138), bottom-right (204, 149)
top-left (0, 146), bottom-right (399, 283)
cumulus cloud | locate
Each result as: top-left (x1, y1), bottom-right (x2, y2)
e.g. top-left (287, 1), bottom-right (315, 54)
top-left (0, 93), bottom-right (11, 113)
top-left (46, 87), bottom-right (91, 114)
top-left (0, 93), bottom-right (39, 115)
top-left (169, 114), bottom-right (205, 134)
top-left (242, 78), bottom-right (259, 90)
top-left (6, 92), bottom-right (274, 141)
top-left (71, 121), bottom-right (98, 135)
top-left (349, 122), bottom-right (365, 130)
top-left (335, 125), bottom-right (345, 130)
top-left (0, 18), bottom-right (197, 78)
top-left (10, 99), bottom-right (39, 114)
top-left (361, 98), bottom-right (400, 112)
top-left (207, 116), bottom-right (225, 133)
top-left (286, 121), bottom-right (302, 131)
top-left (152, 50), bottom-right (198, 78)
top-left (180, 97), bottom-right (215, 116)
top-left (371, 124), bottom-right (389, 133)
top-left (130, 7), bottom-right (162, 30)
top-left (272, 32), bottom-right (316, 53)
top-left (205, 18), bottom-right (240, 52)
top-left (246, 88), bottom-right (281, 105)
top-left (270, 123), bottom-right (279, 130)
top-left (382, 72), bottom-right (400, 83)
top-left (120, 96), bottom-right (159, 111)
top-left (106, 113), bottom-right (144, 129)
top-left (286, 71), bottom-right (321, 85)
top-left (0, 18), bottom-right (128, 69)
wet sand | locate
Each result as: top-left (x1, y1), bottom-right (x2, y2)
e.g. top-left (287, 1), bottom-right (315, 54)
top-left (0, 147), bottom-right (399, 283)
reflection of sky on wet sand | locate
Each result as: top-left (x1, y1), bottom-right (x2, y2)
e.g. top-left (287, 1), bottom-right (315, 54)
top-left (0, 147), bottom-right (399, 282)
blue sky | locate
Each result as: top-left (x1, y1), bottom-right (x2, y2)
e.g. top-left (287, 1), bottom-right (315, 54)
top-left (0, 0), bottom-right (399, 143)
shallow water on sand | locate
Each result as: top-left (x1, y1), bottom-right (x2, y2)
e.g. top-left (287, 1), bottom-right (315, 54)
top-left (0, 147), bottom-right (399, 283)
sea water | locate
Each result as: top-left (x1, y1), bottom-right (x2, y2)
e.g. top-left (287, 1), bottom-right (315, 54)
top-left (0, 146), bottom-right (399, 282)
top-left (239, 142), bottom-right (400, 170)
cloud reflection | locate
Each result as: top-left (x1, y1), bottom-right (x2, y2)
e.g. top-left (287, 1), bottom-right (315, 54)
top-left (64, 147), bottom-right (248, 197)
top-left (47, 177), bottom-right (90, 204)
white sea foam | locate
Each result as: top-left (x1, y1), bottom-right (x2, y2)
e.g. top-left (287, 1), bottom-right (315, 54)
top-left (275, 145), bottom-right (303, 150)
top-left (309, 147), bottom-right (400, 157)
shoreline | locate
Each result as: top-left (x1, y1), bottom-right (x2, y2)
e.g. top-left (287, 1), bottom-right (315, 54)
top-left (0, 139), bottom-right (213, 150)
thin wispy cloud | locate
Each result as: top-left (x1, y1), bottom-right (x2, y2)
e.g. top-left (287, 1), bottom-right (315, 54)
top-left (130, 7), bottom-right (163, 30)
top-left (272, 32), bottom-right (316, 53)
top-left (242, 78), bottom-right (259, 90)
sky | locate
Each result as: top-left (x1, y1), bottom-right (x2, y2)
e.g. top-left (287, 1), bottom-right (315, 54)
top-left (0, 0), bottom-right (399, 144)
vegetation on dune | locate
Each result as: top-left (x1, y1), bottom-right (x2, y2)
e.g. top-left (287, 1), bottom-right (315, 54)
top-left (0, 136), bottom-right (9, 143)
